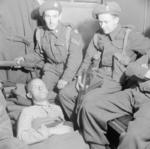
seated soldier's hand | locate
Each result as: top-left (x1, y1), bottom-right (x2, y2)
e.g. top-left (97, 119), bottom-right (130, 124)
top-left (145, 70), bottom-right (150, 79)
top-left (141, 63), bottom-right (149, 69)
top-left (14, 57), bottom-right (25, 68)
top-left (76, 75), bottom-right (84, 91)
top-left (57, 79), bottom-right (68, 90)
top-left (114, 52), bottom-right (130, 66)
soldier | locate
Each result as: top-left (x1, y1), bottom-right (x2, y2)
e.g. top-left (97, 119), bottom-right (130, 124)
top-left (78, 54), bottom-right (150, 149)
top-left (58, 1), bottom-right (150, 122)
top-left (0, 103), bottom-right (28, 149)
top-left (16, 0), bottom-right (83, 97)
top-left (17, 78), bottom-right (73, 144)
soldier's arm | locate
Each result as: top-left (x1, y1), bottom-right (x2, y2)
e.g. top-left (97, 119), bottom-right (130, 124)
top-left (23, 44), bottom-right (44, 65)
top-left (21, 28), bottom-right (45, 65)
top-left (125, 55), bottom-right (149, 80)
top-left (125, 54), bottom-right (150, 93)
top-left (127, 31), bottom-right (150, 56)
top-left (61, 29), bottom-right (83, 82)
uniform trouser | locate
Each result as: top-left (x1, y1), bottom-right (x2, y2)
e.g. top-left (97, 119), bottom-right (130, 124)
top-left (0, 138), bottom-right (29, 149)
top-left (58, 73), bottom-right (122, 121)
top-left (42, 63), bottom-right (64, 91)
top-left (78, 88), bottom-right (150, 149)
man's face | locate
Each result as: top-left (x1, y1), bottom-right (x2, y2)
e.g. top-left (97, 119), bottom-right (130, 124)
top-left (43, 9), bottom-right (60, 30)
top-left (98, 13), bottom-right (119, 34)
top-left (30, 79), bottom-right (49, 102)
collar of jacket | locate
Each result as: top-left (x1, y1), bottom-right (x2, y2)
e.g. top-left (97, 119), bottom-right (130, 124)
top-left (109, 24), bottom-right (122, 41)
top-left (34, 100), bottom-right (50, 107)
top-left (46, 22), bottom-right (65, 38)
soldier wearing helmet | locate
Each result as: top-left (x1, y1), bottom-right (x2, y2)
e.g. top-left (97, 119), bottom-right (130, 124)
top-left (58, 1), bottom-right (150, 149)
top-left (16, 0), bottom-right (83, 99)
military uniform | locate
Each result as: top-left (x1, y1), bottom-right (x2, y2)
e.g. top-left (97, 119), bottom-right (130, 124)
top-left (58, 10), bottom-right (150, 121)
top-left (25, 23), bottom-right (83, 91)
top-left (0, 104), bottom-right (28, 149)
top-left (23, 1), bottom-right (83, 91)
top-left (78, 54), bottom-right (150, 149)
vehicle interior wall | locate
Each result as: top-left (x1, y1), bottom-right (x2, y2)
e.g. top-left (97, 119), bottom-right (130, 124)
top-left (61, 2), bottom-right (99, 50)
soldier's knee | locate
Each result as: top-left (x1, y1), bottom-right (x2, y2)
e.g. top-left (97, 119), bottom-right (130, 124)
top-left (82, 92), bottom-right (104, 112)
top-left (59, 87), bottom-right (69, 101)
top-left (58, 89), bottom-right (66, 105)
top-left (123, 124), bottom-right (144, 142)
top-left (82, 91), bottom-right (97, 106)
top-left (81, 98), bottom-right (97, 114)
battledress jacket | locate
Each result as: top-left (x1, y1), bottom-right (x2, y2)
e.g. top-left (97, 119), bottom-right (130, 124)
top-left (78, 24), bottom-right (150, 81)
top-left (24, 23), bottom-right (83, 82)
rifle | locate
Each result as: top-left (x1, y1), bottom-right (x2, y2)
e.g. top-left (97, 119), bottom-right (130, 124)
top-left (0, 60), bottom-right (43, 78)
top-left (75, 67), bottom-right (92, 113)
top-left (0, 60), bottom-right (42, 69)
top-left (75, 59), bottom-right (104, 113)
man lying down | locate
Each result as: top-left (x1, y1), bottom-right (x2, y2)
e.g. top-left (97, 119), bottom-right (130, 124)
top-left (16, 78), bottom-right (89, 149)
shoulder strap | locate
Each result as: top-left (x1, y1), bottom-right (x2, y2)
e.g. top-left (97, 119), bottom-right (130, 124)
top-left (35, 28), bottom-right (44, 53)
top-left (65, 26), bottom-right (72, 50)
top-left (122, 28), bottom-right (132, 55)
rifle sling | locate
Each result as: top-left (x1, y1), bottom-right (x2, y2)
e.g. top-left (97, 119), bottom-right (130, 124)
top-left (122, 28), bottom-right (132, 55)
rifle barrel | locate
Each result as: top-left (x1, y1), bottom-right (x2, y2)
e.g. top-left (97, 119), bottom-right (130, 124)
top-left (0, 61), bottom-right (41, 68)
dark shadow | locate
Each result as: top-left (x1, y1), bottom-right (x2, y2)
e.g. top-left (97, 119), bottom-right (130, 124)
top-left (77, 19), bottom-right (99, 55)
top-left (31, 7), bottom-right (45, 26)
top-left (144, 27), bottom-right (150, 38)
top-left (31, 7), bottom-right (40, 20)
